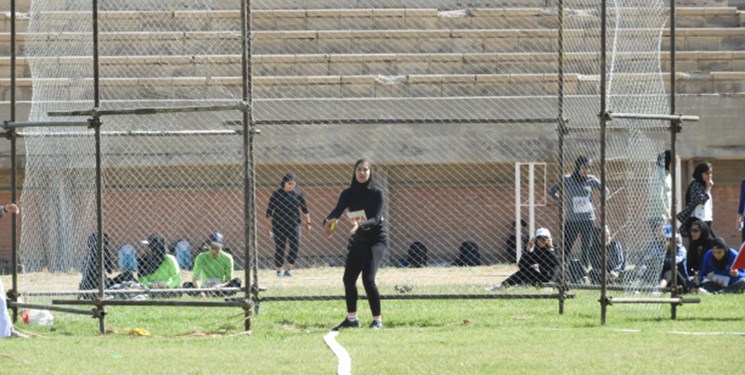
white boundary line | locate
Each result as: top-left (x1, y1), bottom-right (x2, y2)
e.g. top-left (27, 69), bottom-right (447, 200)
top-left (323, 331), bottom-right (352, 375)
top-left (670, 330), bottom-right (745, 336)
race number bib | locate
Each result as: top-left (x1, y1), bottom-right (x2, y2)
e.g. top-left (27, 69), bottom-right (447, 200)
top-left (572, 196), bottom-right (593, 213)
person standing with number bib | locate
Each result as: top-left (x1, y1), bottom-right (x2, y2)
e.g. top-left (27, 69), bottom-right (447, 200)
top-left (548, 156), bottom-right (607, 274)
top-left (323, 159), bottom-right (388, 330)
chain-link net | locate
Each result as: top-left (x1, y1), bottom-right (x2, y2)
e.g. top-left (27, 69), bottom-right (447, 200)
top-left (16, 0), bottom-right (677, 322)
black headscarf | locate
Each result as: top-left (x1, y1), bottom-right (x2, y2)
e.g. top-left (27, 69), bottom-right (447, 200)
top-left (686, 162), bottom-right (712, 204)
top-left (281, 173), bottom-right (297, 187)
top-left (711, 237), bottom-right (730, 271)
top-left (692, 162), bottom-right (712, 184)
top-left (138, 233), bottom-right (166, 277)
top-left (350, 159), bottom-right (373, 190)
top-left (656, 150), bottom-right (672, 171)
top-left (687, 220), bottom-right (715, 274)
top-left (571, 156), bottom-right (592, 182)
top-left (79, 232), bottom-right (114, 290)
top-left (688, 220), bottom-right (715, 255)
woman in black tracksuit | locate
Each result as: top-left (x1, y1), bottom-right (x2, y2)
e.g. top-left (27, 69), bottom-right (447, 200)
top-left (324, 159), bottom-right (388, 330)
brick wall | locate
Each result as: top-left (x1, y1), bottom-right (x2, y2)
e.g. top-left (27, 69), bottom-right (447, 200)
top-left (2, 179), bottom-right (744, 272)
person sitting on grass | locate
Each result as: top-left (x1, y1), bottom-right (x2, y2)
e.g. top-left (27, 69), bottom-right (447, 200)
top-left (657, 225), bottom-right (689, 293)
top-left (112, 233), bottom-right (180, 293)
top-left (696, 237), bottom-right (745, 294)
top-left (488, 227), bottom-right (558, 290)
top-left (587, 226), bottom-right (626, 285)
top-left (685, 219), bottom-right (715, 282)
top-left (78, 232), bottom-right (116, 299)
top-left (136, 233), bottom-right (181, 290)
top-left (184, 232), bottom-right (241, 297)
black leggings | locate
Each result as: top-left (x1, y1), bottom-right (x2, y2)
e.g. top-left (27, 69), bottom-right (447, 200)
top-left (343, 238), bottom-right (386, 316)
top-left (563, 220), bottom-right (596, 269)
top-left (273, 224), bottom-right (301, 267)
top-left (502, 268), bottom-right (548, 287)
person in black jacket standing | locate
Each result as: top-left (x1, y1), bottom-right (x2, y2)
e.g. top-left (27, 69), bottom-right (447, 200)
top-left (324, 159), bottom-right (388, 330)
top-left (266, 173), bottom-right (311, 277)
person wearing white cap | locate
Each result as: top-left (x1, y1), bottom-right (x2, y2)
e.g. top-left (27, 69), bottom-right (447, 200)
top-left (488, 227), bottom-right (558, 291)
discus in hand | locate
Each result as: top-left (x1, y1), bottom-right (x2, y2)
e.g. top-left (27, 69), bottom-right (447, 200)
top-left (324, 219), bottom-right (338, 238)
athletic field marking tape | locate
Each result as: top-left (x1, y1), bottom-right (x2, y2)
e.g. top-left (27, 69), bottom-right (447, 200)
top-left (323, 331), bottom-right (352, 375)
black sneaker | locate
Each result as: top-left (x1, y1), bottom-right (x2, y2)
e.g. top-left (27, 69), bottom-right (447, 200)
top-left (369, 320), bottom-right (383, 330)
top-left (332, 318), bottom-right (360, 331)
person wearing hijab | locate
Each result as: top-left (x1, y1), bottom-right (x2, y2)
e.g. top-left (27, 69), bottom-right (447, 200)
top-left (697, 237), bottom-right (745, 294)
top-left (685, 219), bottom-right (715, 281)
top-left (266, 173), bottom-right (311, 277)
top-left (78, 232), bottom-right (116, 298)
top-left (137, 233), bottom-right (180, 289)
top-left (677, 162), bottom-right (715, 238)
top-left (647, 150), bottom-right (672, 234)
top-left (548, 156), bottom-right (607, 274)
top-left (323, 159), bottom-right (388, 330)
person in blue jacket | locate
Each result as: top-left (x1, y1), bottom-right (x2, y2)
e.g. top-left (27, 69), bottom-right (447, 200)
top-left (697, 237), bottom-right (745, 294)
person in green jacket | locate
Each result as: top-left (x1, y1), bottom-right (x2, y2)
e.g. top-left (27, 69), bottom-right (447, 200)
top-left (137, 233), bottom-right (181, 289)
top-left (189, 232), bottom-right (241, 297)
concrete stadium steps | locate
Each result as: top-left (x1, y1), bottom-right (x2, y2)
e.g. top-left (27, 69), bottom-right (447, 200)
top-left (5, 51), bottom-right (745, 80)
top-left (3, 27), bottom-right (745, 57)
top-left (2, 7), bottom-right (742, 33)
top-left (247, 0), bottom-right (732, 10)
top-left (0, 0), bottom-right (732, 13)
top-left (250, 7), bottom-right (742, 31)
top-left (4, 70), bottom-right (745, 102)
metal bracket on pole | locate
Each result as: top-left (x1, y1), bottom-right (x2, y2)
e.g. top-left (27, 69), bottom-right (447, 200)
top-left (557, 117), bottom-right (570, 135)
top-left (602, 111), bottom-right (699, 124)
top-left (670, 118), bottom-right (684, 133)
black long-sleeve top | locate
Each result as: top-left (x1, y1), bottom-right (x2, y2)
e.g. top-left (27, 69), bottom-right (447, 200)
top-left (325, 182), bottom-right (387, 243)
top-left (519, 245), bottom-right (558, 283)
top-left (266, 188), bottom-right (309, 230)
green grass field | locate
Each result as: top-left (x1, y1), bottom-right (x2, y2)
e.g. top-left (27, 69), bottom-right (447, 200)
top-left (1, 288), bottom-right (742, 374)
